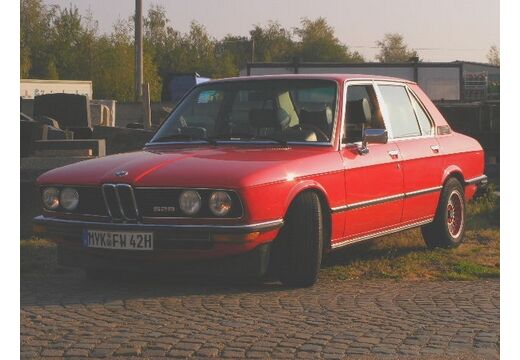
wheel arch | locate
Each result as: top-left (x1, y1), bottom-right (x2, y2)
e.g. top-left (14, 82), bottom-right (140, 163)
top-left (441, 165), bottom-right (465, 188)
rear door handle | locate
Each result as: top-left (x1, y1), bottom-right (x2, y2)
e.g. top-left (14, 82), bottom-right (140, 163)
top-left (388, 150), bottom-right (399, 159)
top-left (430, 145), bottom-right (440, 153)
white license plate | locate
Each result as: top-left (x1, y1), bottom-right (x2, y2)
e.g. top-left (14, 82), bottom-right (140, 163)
top-left (83, 230), bottom-right (154, 250)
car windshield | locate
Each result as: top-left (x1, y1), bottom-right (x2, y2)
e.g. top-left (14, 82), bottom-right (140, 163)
top-left (150, 79), bottom-right (338, 145)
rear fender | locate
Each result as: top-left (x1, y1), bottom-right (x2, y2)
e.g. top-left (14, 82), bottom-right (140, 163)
top-left (441, 165), bottom-right (464, 186)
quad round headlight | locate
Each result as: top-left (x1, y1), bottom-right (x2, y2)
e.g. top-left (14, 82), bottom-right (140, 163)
top-left (60, 187), bottom-right (79, 211)
top-left (42, 187), bottom-right (60, 210)
top-left (179, 190), bottom-right (201, 215)
top-left (209, 191), bottom-right (232, 217)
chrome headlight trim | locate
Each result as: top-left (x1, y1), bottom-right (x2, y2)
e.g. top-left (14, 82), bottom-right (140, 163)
top-left (208, 191), bottom-right (232, 217)
top-left (179, 190), bottom-right (202, 215)
top-left (60, 187), bottom-right (80, 211)
top-left (42, 187), bottom-right (60, 210)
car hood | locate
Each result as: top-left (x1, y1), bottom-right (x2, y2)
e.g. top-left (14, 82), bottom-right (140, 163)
top-left (37, 145), bottom-right (341, 189)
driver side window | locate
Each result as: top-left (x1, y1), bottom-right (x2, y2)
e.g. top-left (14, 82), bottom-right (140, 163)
top-left (344, 84), bottom-right (385, 144)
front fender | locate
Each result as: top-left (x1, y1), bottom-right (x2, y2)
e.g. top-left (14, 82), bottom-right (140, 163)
top-left (284, 179), bottom-right (331, 214)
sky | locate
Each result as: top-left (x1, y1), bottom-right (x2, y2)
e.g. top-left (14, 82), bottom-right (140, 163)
top-left (43, 0), bottom-right (499, 63)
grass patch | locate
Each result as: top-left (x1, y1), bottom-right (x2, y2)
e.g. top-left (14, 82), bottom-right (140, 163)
top-left (321, 227), bottom-right (499, 281)
top-left (21, 237), bottom-right (63, 277)
top-left (321, 187), bottom-right (500, 281)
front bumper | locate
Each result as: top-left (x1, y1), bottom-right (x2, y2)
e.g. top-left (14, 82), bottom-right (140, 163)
top-left (33, 215), bottom-right (283, 263)
top-left (33, 215), bottom-right (284, 234)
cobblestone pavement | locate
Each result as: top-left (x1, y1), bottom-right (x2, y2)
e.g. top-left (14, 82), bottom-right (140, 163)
top-left (21, 274), bottom-right (499, 359)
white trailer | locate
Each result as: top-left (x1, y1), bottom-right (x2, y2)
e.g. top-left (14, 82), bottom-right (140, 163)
top-left (20, 79), bottom-right (93, 100)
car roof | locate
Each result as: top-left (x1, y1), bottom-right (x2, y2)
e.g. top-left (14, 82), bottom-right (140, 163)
top-left (208, 73), bottom-right (416, 84)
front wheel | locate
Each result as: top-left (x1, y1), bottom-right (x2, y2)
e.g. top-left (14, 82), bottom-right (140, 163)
top-left (276, 192), bottom-right (323, 287)
top-left (421, 178), bottom-right (466, 248)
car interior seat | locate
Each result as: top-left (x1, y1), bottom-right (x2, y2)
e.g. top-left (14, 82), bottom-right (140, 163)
top-left (249, 108), bottom-right (319, 142)
top-left (345, 98), bottom-right (372, 143)
top-left (249, 108), bottom-right (289, 137)
top-left (299, 106), bottom-right (332, 141)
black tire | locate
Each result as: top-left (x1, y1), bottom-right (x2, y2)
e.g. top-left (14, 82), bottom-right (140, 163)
top-left (421, 177), bottom-right (466, 248)
top-left (276, 191), bottom-right (323, 287)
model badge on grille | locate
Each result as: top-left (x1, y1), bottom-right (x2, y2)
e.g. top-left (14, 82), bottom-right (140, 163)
top-left (115, 170), bottom-right (128, 177)
top-left (153, 206), bottom-right (176, 213)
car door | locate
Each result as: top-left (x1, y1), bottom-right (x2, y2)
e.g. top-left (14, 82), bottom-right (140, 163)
top-left (337, 82), bottom-right (404, 243)
top-left (376, 83), bottom-right (443, 224)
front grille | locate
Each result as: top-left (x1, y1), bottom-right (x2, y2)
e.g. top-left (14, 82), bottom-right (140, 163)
top-left (102, 184), bottom-right (138, 221)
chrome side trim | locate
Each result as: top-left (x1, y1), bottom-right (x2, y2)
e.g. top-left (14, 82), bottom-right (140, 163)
top-left (331, 218), bottom-right (433, 249)
top-left (465, 175), bottom-right (488, 186)
top-left (330, 186), bottom-right (442, 214)
top-left (330, 205), bottom-right (348, 213)
top-left (405, 186), bottom-right (443, 198)
top-left (33, 215), bottom-right (284, 234)
top-left (348, 193), bottom-right (405, 210)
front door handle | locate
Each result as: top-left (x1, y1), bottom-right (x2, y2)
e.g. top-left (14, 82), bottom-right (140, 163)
top-left (388, 150), bottom-right (399, 159)
top-left (430, 145), bottom-right (440, 153)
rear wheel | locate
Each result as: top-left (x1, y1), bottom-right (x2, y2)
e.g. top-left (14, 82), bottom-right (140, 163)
top-left (276, 192), bottom-right (323, 287)
top-left (421, 178), bottom-right (466, 248)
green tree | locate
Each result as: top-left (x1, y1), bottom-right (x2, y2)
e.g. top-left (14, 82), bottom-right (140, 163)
top-left (46, 59), bottom-right (59, 79)
top-left (216, 35), bottom-right (251, 73)
top-left (20, 46), bottom-right (31, 78)
top-left (249, 21), bottom-right (295, 62)
top-left (20, 0), bottom-right (56, 78)
top-left (165, 21), bottom-right (217, 76)
top-left (376, 33), bottom-right (418, 62)
top-left (144, 5), bottom-right (181, 76)
top-left (92, 18), bottom-right (161, 102)
top-left (50, 6), bottom-right (89, 79)
top-left (295, 18), bottom-right (363, 62)
top-left (487, 45), bottom-right (500, 65)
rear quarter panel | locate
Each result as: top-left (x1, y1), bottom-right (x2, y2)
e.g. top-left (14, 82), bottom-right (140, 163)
top-left (411, 83), bottom-right (485, 193)
top-left (437, 132), bottom-right (485, 185)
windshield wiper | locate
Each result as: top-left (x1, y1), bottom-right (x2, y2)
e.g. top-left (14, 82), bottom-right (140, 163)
top-left (208, 133), bottom-right (288, 146)
top-left (153, 133), bottom-right (217, 145)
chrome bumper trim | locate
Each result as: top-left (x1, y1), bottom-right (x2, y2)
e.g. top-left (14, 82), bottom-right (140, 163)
top-left (33, 215), bottom-right (284, 234)
top-left (465, 175), bottom-right (488, 186)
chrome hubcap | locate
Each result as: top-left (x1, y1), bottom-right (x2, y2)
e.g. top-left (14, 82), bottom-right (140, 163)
top-left (446, 191), bottom-right (463, 238)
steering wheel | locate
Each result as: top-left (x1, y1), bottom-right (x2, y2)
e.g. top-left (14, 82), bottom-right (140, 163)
top-left (296, 123), bottom-right (330, 142)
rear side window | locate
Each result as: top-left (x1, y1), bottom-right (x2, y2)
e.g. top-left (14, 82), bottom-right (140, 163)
top-left (378, 85), bottom-right (421, 138)
top-left (409, 92), bottom-right (433, 135)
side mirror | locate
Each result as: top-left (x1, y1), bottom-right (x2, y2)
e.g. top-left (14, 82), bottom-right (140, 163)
top-left (358, 128), bottom-right (388, 155)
